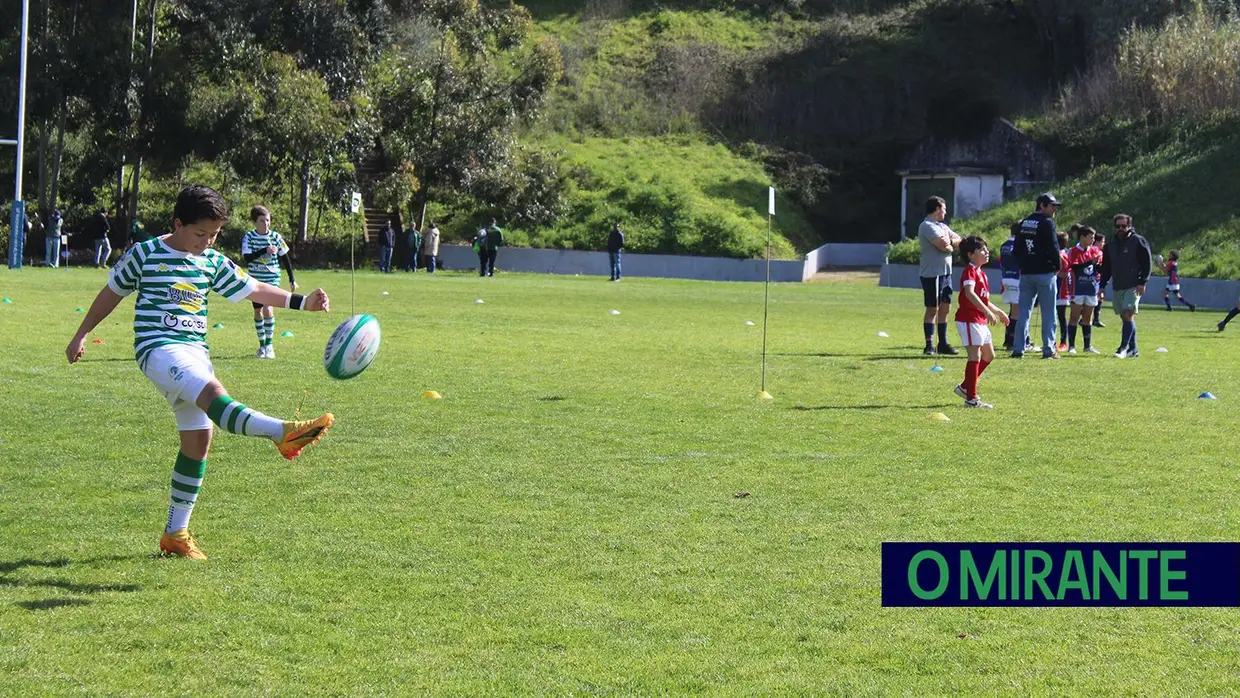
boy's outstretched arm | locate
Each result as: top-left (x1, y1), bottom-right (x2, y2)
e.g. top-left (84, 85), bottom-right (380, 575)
top-left (247, 282), bottom-right (329, 312)
top-left (66, 287), bottom-right (125, 363)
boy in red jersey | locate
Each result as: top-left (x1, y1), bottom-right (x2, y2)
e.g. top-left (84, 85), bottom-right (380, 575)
top-left (1160, 250), bottom-right (1195, 311)
top-left (1066, 225), bottom-right (1104, 353)
top-left (954, 236), bottom-right (1009, 409)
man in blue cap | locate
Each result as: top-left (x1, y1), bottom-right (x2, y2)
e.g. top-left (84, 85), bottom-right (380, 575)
top-left (1012, 192), bottom-right (1063, 359)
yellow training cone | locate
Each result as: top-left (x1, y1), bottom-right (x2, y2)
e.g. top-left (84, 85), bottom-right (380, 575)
top-left (423, 390), bottom-right (442, 400)
top-left (758, 391), bottom-right (774, 400)
top-left (929, 412), bottom-right (951, 422)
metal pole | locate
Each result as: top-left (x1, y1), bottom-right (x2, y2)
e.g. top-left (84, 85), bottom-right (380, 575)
top-left (8, 0), bottom-right (30, 270)
top-left (760, 213), bottom-right (772, 394)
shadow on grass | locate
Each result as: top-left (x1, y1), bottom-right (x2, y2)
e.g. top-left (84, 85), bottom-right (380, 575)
top-left (861, 354), bottom-right (958, 361)
top-left (538, 396), bottom-right (567, 402)
top-left (1, 554), bottom-right (144, 611)
top-left (792, 403), bottom-right (955, 411)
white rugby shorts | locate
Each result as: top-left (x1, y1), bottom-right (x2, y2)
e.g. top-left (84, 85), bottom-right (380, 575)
top-left (1072, 295), bottom-right (1099, 307)
top-left (140, 344), bottom-right (215, 430)
top-left (1000, 280), bottom-right (1020, 305)
top-left (956, 321), bottom-right (992, 347)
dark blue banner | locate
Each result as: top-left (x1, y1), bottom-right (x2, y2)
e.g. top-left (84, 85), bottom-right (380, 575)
top-left (882, 543), bottom-right (1240, 607)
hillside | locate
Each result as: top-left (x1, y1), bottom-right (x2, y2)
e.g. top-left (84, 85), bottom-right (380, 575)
top-left (887, 120), bottom-right (1240, 279)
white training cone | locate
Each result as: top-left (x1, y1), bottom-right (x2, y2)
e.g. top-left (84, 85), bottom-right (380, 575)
top-left (744, 321), bottom-right (755, 326)
top-left (609, 309), bottom-right (621, 315)
top-left (877, 331), bottom-right (890, 338)
top-left (381, 291), bottom-right (390, 296)
top-left (1156, 347), bottom-right (1169, 353)
top-left (475, 299), bottom-right (485, 304)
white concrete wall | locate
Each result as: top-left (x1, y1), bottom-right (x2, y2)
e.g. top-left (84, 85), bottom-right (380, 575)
top-left (436, 245), bottom-right (807, 283)
top-left (804, 243), bottom-right (889, 278)
top-left (953, 175), bottom-right (1004, 219)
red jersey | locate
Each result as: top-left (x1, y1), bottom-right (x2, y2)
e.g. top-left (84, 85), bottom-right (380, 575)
top-left (1167, 259), bottom-right (1180, 285)
top-left (1057, 249), bottom-right (1072, 300)
top-left (955, 263), bottom-right (991, 323)
top-left (1067, 244), bottom-right (1104, 296)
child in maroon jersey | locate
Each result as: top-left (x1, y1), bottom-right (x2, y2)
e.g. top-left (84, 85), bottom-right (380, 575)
top-left (1160, 251), bottom-right (1195, 311)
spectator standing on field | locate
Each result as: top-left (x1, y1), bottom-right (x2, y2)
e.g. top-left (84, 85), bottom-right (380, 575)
top-left (403, 221), bottom-right (422, 273)
top-left (421, 221), bottom-right (440, 274)
top-left (378, 218), bottom-right (396, 273)
top-left (608, 222), bottom-right (625, 281)
top-left (45, 208), bottom-right (64, 267)
top-left (1012, 192), bottom-right (1063, 359)
top-left (91, 209), bottom-right (113, 267)
top-left (482, 218), bottom-right (503, 277)
top-left (1100, 213), bottom-right (1153, 359)
top-left (917, 196), bottom-right (962, 356)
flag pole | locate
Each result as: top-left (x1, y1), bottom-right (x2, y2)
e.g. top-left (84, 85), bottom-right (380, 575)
top-left (759, 187), bottom-right (774, 400)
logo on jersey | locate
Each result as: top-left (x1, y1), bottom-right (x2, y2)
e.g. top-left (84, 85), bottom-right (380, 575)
top-left (168, 282), bottom-right (205, 313)
top-left (161, 312), bottom-right (208, 333)
top-left (157, 263), bottom-right (170, 272)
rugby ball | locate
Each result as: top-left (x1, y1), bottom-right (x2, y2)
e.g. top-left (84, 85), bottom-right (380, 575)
top-left (324, 314), bottom-right (381, 380)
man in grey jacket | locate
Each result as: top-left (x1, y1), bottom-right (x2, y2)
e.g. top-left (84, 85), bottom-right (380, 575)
top-left (1099, 213), bottom-right (1153, 359)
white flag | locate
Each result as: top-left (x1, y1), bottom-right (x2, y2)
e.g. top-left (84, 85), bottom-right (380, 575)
top-left (768, 187), bottom-right (775, 216)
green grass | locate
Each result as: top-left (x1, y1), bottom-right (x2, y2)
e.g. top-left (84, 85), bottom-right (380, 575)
top-left (529, 134), bottom-right (810, 257)
top-left (3, 267), bottom-right (1240, 694)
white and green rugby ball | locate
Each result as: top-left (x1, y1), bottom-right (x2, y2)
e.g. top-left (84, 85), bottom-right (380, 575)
top-left (324, 314), bottom-right (381, 380)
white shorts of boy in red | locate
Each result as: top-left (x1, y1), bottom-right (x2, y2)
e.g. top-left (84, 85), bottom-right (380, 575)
top-left (956, 322), bottom-right (992, 347)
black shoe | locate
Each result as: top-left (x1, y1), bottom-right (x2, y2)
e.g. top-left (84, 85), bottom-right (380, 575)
top-left (1002, 342), bottom-right (1013, 351)
top-left (1128, 349), bottom-right (1140, 358)
top-left (1010, 352), bottom-right (1024, 359)
top-left (923, 344), bottom-right (935, 356)
top-left (1189, 304), bottom-right (1196, 312)
top-left (1165, 305), bottom-right (1172, 311)
top-left (1042, 351), bottom-right (1061, 360)
top-left (1220, 322), bottom-right (1227, 332)
top-left (936, 344), bottom-right (960, 356)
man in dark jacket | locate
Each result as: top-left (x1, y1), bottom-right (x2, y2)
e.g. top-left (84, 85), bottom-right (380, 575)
top-left (403, 222), bottom-right (422, 273)
top-left (1099, 213), bottom-right (1152, 358)
top-left (378, 218), bottom-right (396, 273)
top-left (607, 222), bottom-right (625, 281)
top-left (482, 219), bottom-right (503, 277)
top-left (1012, 192), bottom-right (1063, 359)
top-left (91, 209), bottom-right (112, 267)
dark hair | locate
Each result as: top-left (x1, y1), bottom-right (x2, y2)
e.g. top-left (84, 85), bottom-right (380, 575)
top-left (1009, 220), bottom-right (1021, 236)
top-left (1170, 249), bottom-right (1179, 260)
top-left (1068, 223), bottom-right (1083, 234)
top-left (174, 185), bottom-right (229, 225)
top-left (250, 205), bottom-right (270, 222)
top-left (1077, 225), bottom-right (1097, 239)
top-left (959, 235), bottom-right (987, 261)
top-left (1056, 231), bottom-right (1069, 248)
top-left (1113, 213), bottom-right (1132, 226)
top-left (925, 196), bottom-right (946, 215)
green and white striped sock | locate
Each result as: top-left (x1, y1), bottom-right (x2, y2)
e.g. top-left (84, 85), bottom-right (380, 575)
top-left (206, 395), bottom-right (283, 439)
top-left (166, 452), bottom-right (206, 533)
top-left (254, 318), bottom-right (265, 347)
top-left (265, 317), bottom-right (275, 345)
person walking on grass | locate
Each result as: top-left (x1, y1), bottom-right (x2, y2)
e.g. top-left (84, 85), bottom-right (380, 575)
top-left (378, 218), bottom-right (396, 273)
top-left (65, 185), bottom-right (334, 561)
top-left (918, 196), bottom-right (962, 356)
top-left (1066, 225), bottom-right (1104, 354)
top-left (241, 205), bottom-right (296, 359)
top-left (1219, 301), bottom-right (1240, 331)
top-left (998, 221), bottom-right (1023, 351)
top-left (421, 221), bottom-right (440, 274)
top-left (1100, 213), bottom-right (1153, 359)
top-left (482, 218), bottom-right (503, 277)
top-left (45, 208), bottom-right (63, 268)
top-left (404, 220), bottom-right (422, 273)
top-left (1159, 251), bottom-right (1195, 311)
top-left (953, 236), bottom-right (1008, 409)
top-left (608, 221), bottom-right (625, 281)
top-left (91, 208), bottom-right (113, 267)
top-left (1012, 193), bottom-right (1063, 359)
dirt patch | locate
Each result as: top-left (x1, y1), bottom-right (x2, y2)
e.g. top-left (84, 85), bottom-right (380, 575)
top-left (806, 266), bottom-right (882, 283)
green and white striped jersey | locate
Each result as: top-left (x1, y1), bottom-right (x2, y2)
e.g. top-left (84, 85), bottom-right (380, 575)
top-left (108, 237), bottom-right (256, 364)
top-left (241, 228), bottom-right (289, 284)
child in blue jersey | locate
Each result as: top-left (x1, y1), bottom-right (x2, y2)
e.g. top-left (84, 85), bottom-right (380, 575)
top-left (65, 186), bottom-right (334, 561)
top-left (241, 205), bottom-right (295, 358)
top-left (998, 222), bottom-right (1022, 350)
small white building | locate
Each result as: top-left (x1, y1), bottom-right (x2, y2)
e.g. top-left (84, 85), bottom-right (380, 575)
top-left (897, 119), bottom-right (1055, 239)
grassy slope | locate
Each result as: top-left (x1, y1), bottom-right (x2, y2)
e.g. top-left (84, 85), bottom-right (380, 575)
top-left (888, 126), bottom-right (1240, 279)
top-left (4, 268), bottom-right (1240, 693)
top-left (529, 135), bottom-right (810, 258)
top-left (524, 6), bottom-right (818, 257)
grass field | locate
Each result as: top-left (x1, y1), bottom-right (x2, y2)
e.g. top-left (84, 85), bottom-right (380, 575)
top-left (2, 267), bottom-right (1239, 695)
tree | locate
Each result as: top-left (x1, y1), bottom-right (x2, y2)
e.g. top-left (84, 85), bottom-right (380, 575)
top-left (375, 0), bottom-right (561, 226)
